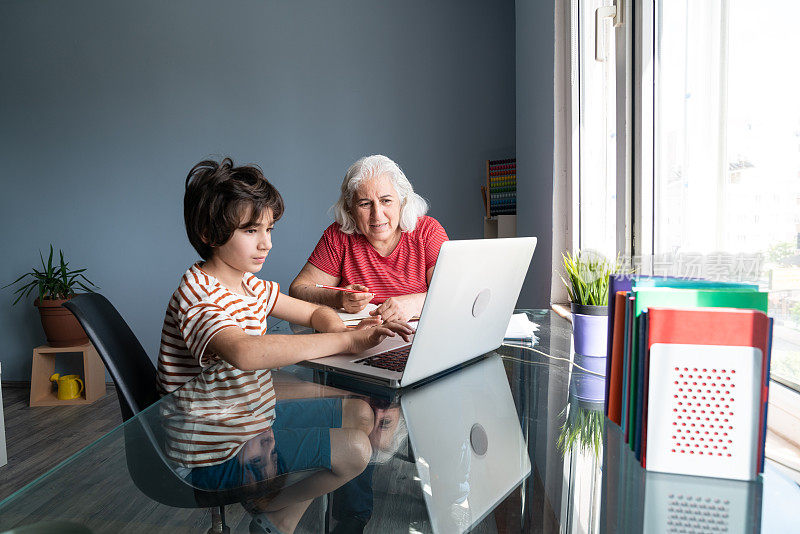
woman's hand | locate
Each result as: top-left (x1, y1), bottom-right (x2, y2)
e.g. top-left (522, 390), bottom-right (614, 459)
top-left (339, 284), bottom-right (374, 313)
top-left (369, 295), bottom-right (417, 323)
top-left (345, 320), bottom-right (414, 354)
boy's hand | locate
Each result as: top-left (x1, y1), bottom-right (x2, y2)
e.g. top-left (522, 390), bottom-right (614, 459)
top-left (339, 284), bottom-right (374, 313)
top-left (346, 320), bottom-right (414, 354)
top-left (354, 316), bottom-right (382, 329)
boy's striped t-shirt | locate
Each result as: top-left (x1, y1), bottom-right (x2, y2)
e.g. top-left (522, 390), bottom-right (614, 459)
top-left (157, 263), bottom-right (280, 467)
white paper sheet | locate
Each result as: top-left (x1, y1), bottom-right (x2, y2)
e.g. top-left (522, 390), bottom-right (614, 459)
top-left (504, 313), bottom-right (540, 340)
top-left (337, 303), bottom-right (380, 324)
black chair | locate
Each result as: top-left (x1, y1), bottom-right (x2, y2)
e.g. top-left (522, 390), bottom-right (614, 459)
top-left (64, 293), bottom-right (285, 534)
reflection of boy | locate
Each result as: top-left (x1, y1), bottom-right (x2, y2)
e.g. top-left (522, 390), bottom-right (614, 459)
top-left (332, 400), bottom-right (408, 533)
top-left (156, 158), bottom-right (413, 534)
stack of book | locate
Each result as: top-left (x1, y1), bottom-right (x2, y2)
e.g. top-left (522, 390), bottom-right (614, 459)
top-left (484, 159), bottom-right (516, 216)
top-left (604, 276), bottom-right (772, 481)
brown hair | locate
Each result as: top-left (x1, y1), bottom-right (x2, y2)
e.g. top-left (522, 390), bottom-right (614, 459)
top-left (183, 158), bottom-right (285, 260)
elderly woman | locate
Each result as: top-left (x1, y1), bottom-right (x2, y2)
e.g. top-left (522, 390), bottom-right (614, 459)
top-left (289, 154), bottom-right (448, 323)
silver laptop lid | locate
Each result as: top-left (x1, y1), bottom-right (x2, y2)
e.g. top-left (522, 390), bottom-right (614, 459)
top-left (399, 237), bottom-right (537, 387)
top-left (402, 354), bottom-right (531, 534)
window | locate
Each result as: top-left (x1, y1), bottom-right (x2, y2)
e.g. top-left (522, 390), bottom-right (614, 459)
top-left (576, 0), bottom-right (619, 260)
top-left (562, 0), bottom-right (800, 475)
top-left (650, 0), bottom-right (800, 389)
top-left (603, 0), bottom-right (800, 473)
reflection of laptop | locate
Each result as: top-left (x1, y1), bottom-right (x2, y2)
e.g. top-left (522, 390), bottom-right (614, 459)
top-left (642, 471), bottom-right (762, 534)
top-left (302, 237), bottom-right (537, 388)
top-left (402, 354), bottom-right (531, 533)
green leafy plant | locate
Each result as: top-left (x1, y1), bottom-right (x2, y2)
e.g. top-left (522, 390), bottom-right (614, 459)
top-left (560, 251), bottom-right (619, 306)
top-left (557, 403), bottom-right (604, 458)
top-left (3, 245), bottom-right (98, 305)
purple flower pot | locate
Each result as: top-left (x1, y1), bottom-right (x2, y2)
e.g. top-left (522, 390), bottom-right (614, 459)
top-left (570, 354), bottom-right (607, 402)
top-left (571, 303), bottom-right (609, 357)
top-left (570, 303), bottom-right (608, 402)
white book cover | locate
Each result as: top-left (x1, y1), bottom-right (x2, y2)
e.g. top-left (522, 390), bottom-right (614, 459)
top-left (646, 343), bottom-right (762, 481)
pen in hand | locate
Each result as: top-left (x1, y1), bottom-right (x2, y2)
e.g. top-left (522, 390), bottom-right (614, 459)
top-left (314, 284), bottom-right (375, 297)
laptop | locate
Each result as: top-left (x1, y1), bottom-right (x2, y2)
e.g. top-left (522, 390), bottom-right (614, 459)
top-left (301, 236), bottom-right (537, 388)
top-left (401, 354), bottom-right (531, 533)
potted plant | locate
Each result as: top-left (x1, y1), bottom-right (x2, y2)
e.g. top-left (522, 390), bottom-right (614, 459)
top-left (4, 245), bottom-right (98, 347)
top-left (560, 251), bottom-right (618, 353)
top-left (559, 251), bottom-right (618, 399)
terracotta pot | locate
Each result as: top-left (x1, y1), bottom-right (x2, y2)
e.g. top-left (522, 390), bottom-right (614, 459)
top-left (34, 297), bottom-right (89, 347)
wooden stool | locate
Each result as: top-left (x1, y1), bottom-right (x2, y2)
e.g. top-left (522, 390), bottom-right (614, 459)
top-left (30, 343), bottom-right (106, 407)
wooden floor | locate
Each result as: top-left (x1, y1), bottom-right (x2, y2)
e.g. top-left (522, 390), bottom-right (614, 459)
top-left (0, 382), bottom-right (123, 502)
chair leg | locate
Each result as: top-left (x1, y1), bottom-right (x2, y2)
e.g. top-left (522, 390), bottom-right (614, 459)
top-left (208, 506), bottom-right (230, 534)
top-left (324, 493), bottom-right (332, 534)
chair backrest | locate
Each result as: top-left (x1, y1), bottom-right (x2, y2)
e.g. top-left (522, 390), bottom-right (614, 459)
top-left (64, 293), bottom-right (222, 508)
top-left (63, 293), bottom-right (160, 421)
top-left (64, 293), bottom-right (289, 509)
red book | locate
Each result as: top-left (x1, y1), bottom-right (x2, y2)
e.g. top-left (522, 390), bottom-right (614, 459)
top-left (607, 291), bottom-right (628, 425)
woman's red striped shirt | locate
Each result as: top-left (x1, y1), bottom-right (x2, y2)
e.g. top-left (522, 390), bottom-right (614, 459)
top-left (307, 216), bottom-right (449, 302)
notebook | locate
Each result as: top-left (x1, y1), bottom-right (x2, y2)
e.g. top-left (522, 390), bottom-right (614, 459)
top-left (301, 237), bottom-right (537, 388)
top-left (606, 291), bottom-right (628, 425)
top-left (625, 286), bottom-right (767, 449)
top-left (645, 343), bottom-right (762, 480)
top-left (604, 276), bottom-right (760, 420)
top-left (641, 307), bottom-right (771, 476)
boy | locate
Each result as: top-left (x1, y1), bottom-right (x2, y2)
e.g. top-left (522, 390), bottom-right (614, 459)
top-left (157, 158), bottom-right (413, 534)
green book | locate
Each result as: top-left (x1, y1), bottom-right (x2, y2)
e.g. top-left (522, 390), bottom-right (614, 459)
top-left (625, 285), bottom-right (767, 451)
top-left (632, 278), bottom-right (759, 290)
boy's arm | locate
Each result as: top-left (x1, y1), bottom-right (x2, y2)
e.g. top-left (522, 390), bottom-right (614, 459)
top-left (206, 322), bottom-right (412, 371)
top-left (270, 292), bottom-right (352, 333)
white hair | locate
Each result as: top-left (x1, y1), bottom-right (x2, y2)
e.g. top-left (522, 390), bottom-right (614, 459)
top-left (332, 155), bottom-right (429, 234)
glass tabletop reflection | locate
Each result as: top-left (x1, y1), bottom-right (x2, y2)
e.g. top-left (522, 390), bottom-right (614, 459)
top-left (0, 310), bottom-right (798, 533)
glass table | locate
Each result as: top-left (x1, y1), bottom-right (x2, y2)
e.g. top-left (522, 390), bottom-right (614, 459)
top-left (0, 310), bottom-right (798, 533)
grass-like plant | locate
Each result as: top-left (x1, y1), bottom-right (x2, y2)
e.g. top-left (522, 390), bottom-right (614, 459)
top-left (3, 245), bottom-right (97, 305)
top-left (557, 403), bottom-right (604, 458)
top-left (560, 251), bottom-right (618, 306)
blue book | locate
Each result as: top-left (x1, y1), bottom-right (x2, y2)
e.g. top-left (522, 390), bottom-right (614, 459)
top-left (634, 310), bottom-right (649, 460)
top-left (605, 275), bottom-right (635, 414)
top-left (621, 294), bottom-right (634, 441)
top-left (760, 318), bottom-right (774, 473)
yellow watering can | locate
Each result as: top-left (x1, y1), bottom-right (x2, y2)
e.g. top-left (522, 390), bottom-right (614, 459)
top-left (50, 373), bottom-right (84, 400)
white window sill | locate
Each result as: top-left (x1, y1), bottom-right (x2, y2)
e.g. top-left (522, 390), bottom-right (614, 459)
top-left (765, 380), bottom-right (800, 480)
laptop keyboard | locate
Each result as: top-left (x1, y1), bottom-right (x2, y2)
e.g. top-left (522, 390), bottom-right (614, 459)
top-left (358, 346), bottom-right (411, 372)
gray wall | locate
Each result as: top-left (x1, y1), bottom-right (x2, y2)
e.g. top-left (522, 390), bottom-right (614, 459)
top-left (0, 0), bottom-right (517, 380)
top-left (516, 0), bottom-right (554, 308)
